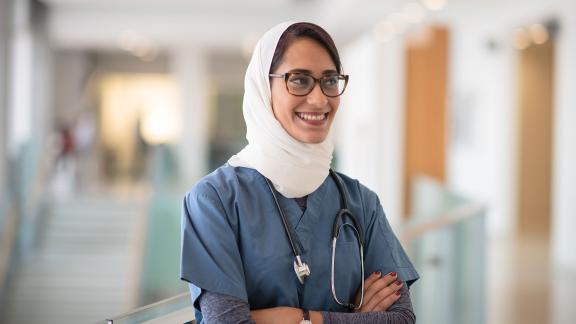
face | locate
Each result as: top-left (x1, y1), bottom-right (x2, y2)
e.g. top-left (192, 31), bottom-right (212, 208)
top-left (270, 37), bottom-right (340, 144)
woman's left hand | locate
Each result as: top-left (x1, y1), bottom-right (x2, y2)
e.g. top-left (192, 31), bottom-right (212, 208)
top-left (353, 271), bottom-right (403, 312)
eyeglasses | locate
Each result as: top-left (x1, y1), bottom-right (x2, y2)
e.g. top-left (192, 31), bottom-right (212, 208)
top-left (269, 72), bottom-right (349, 97)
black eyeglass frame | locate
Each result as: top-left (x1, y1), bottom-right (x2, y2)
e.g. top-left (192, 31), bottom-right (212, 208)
top-left (269, 72), bottom-right (349, 98)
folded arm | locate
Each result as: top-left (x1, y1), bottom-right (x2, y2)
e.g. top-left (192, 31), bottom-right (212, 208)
top-left (198, 284), bottom-right (414, 324)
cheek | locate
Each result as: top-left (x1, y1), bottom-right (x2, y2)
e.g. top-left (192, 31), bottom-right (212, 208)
top-left (274, 101), bottom-right (298, 128)
top-left (271, 92), bottom-right (297, 120)
top-left (271, 98), bottom-right (290, 121)
top-left (330, 98), bottom-right (340, 114)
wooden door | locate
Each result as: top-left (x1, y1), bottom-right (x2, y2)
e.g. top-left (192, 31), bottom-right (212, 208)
top-left (404, 26), bottom-right (449, 216)
top-left (516, 40), bottom-right (555, 238)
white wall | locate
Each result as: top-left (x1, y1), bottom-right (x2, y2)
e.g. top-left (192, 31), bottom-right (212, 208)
top-left (443, 4), bottom-right (520, 237)
top-left (171, 48), bottom-right (210, 189)
top-left (52, 51), bottom-right (93, 125)
top-left (5, 0), bottom-right (51, 157)
top-left (552, 1), bottom-right (576, 271)
top-left (7, 0), bottom-right (34, 154)
top-left (337, 34), bottom-right (406, 229)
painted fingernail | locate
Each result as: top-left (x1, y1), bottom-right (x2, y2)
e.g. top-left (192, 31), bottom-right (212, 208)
top-left (374, 271), bottom-right (381, 276)
top-left (395, 280), bottom-right (402, 286)
top-left (395, 291), bottom-right (401, 296)
top-left (389, 272), bottom-right (397, 277)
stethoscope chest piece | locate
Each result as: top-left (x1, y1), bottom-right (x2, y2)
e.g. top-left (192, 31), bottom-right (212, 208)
top-left (294, 255), bottom-right (311, 284)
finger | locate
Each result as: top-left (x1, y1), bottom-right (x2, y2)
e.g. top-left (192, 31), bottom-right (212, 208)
top-left (369, 281), bottom-right (404, 312)
top-left (362, 285), bottom-right (395, 312)
top-left (355, 271), bottom-right (385, 309)
top-left (363, 271), bottom-right (383, 291)
top-left (362, 272), bottom-right (397, 307)
top-left (362, 280), bottom-right (404, 312)
top-left (364, 272), bottom-right (396, 299)
top-left (373, 289), bottom-right (402, 312)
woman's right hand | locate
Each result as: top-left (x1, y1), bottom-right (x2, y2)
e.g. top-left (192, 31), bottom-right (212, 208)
top-left (353, 271), bottom-right (403, 313)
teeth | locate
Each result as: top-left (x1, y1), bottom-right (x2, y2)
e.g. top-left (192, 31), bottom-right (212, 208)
top-left (297, 112), bottom-right (326, 121)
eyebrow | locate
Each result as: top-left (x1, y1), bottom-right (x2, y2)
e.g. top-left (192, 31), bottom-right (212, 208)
top-left (288, 68), bottom-right (338, 74)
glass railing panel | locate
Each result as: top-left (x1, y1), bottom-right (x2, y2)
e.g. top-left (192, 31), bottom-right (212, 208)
top-left (96, 292), bottom-right (194, 324)
top-left (406, 176), bottom-right (486, 324)
top-left (408, 209), bottom-right (486, 324)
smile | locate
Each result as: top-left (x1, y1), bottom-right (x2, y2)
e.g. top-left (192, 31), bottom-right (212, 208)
top-left (296, 112), bottom-right (328, 121)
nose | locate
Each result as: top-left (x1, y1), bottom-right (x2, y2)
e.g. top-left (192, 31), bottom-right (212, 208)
top-left (306, 82), bottom-right (328, 107)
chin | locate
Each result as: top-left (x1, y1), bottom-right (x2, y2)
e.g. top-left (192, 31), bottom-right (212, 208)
top-left (298, 134), bottom-right (327, 144)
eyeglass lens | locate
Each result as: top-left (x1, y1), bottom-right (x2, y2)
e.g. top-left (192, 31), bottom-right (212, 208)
top-left (287, 74), bottom-right (346, 96)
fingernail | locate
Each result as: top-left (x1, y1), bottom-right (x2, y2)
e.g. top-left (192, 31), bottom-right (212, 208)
top-left (374, 271), bottom-right (381, 277)
top-left (389, 272), bottom-right (397, 277)
top-left (395, 291), bottom-right (401, 296)
top-left (395, 280), bottom-right (402, 286)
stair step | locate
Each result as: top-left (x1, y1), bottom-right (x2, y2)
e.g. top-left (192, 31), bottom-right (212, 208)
top-left (3, 195), bottom-right (145, 324)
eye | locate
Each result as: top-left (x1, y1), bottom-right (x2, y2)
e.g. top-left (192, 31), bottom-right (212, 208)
top-left (288, 74), bottom-right (312, 88)
top-left (322, 75), bottom-right (339, 87)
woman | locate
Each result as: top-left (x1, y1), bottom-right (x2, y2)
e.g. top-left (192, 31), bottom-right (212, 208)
top-left (181, 22), bottom-right (419, 324)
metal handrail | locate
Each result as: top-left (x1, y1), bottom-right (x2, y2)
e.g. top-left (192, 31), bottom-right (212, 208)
top-left (400, 202), bottom-right (486, 244)
top-left (100, 291), bottom-right (194, 324)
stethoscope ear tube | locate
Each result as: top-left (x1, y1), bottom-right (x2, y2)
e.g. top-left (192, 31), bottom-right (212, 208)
top-left (332, 209), bottom-right (365, 247)
top-left (330, 226), bottom-right (365, 310)
top-left (329, 169), bottom-right (365, 246)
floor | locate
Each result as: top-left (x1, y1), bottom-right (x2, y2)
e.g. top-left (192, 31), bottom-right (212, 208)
top-left (487, 234), bottom-right (576, 324)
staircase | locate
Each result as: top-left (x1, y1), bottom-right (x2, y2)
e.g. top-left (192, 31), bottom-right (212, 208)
top-left (2, 195), bottom-right (146, 324)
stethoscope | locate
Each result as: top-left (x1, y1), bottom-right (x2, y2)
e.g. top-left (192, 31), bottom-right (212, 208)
top-left (264, 169), bottom-right (365, 311)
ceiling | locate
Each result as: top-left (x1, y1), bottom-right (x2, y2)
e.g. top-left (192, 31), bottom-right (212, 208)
top-left (39, 0), bottom-right (407, 51)
top-left (38, 0), bottom-right (526, 53)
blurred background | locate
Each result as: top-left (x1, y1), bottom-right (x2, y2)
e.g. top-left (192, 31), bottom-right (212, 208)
top-left (0, 0), bottom-right (575, 323)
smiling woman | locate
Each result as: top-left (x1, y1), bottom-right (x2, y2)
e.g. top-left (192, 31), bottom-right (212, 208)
top-left (180, 22), bottom-right (419, 324)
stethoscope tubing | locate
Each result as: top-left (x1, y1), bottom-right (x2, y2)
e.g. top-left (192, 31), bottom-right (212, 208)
top-left (330, 223), bottom-right (365, 310)
top-left (264, 177), bottom-right (303, 257)
top-left (265, 169), bottom-right (366, 310)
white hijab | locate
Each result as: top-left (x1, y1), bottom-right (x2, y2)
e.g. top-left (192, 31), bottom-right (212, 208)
top-left (228, 22), bottom-right (334, 198)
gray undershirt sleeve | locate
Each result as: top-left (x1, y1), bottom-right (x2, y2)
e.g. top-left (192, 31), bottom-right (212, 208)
top-left (199, 291), bottom-right (256, 324)
top-left (322, 284), bottom-right (415, 324)
top-left (198, 283), bottom-right (415, 324)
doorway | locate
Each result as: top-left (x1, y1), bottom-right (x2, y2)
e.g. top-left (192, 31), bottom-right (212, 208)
top-left (516, 38), bottom-right (555, 239)
top-left (403, 26), bottom-right (449, 217)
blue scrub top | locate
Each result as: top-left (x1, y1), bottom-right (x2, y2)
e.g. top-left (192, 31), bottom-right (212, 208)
top-left (180, 164), bottom-right (419, 321)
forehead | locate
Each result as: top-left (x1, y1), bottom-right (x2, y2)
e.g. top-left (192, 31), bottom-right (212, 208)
top-left (278, 37), bottom-right (336, 72)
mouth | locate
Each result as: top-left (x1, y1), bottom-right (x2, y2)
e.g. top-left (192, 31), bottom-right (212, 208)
top-left (295, 112), bottom-right (329, 123)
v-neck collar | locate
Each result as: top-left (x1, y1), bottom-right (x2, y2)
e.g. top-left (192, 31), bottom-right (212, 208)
top-left (259, 172), bottom-right (332, 255)
top-left (276, 175), bottom-right (330, 231)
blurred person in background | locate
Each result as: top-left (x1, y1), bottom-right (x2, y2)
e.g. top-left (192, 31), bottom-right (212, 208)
top-left (180, 22), bottom-right (419, 324)
top-left (51, 123), bottom-right (77, 197)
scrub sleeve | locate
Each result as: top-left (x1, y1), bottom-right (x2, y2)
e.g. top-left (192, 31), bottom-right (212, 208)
top-left (361, 187), bottom-right (419, 287)
top-left (180, 183), bottom-right (247, 314)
